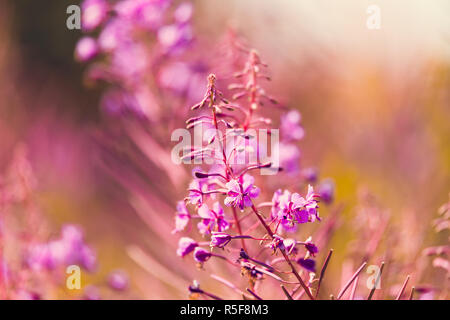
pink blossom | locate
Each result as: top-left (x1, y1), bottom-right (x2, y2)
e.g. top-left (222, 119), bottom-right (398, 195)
top-left (193, 247), bottom-right (212, 263)
top-left (224, 174), bottom-right (260, 210)
top-left (197, 202), bottom-right (230, 235)
top-left (173, 201), bottom-right (190, 233)
top-left (75, 37), bottom-right (99, 62)
top-left (177, 237), bottom-right (198, 257)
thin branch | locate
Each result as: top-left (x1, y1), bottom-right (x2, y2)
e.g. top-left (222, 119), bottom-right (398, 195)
top-left (315, 249), bottom-right (333, 299)
top-left (395, 275), bottom-right (410, 300)
top-left (246, 288), bottom-right (263, 300)
top-left (409, 286), bottom-right (415, 300)
top-left (337, 262), bottom-right (367, 300)
top-left (281, 285), bottom-right (294, 300)
top-left (350, 276), bottom-right (359, 300)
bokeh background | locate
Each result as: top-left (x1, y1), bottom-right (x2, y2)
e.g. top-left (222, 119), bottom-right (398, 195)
top-left (1, 0), bottom-right (449, 299)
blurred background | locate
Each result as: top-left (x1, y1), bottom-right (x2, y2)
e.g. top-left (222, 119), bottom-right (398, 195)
top-left (1, 0), bottom-right (449, 299)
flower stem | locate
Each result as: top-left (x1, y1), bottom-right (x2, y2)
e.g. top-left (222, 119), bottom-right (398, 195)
top-left (250, 203), bottom-right (315, 300)
top-left (231, 206), bottom-right (247, 252)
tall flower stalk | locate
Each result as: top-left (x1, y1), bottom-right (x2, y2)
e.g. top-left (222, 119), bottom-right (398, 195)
top-left (175, 45), bottom-right (321, 300)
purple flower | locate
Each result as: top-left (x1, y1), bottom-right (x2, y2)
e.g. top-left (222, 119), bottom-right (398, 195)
top-left (210, 232), bottom-right (232, 249)
top-left (278, 142), bottom-right (301, 174)
top-left (297, 258), bottom-right (316, 273)
top-left (193, 247), bottom-right (212, 263)
top-left (272, 186), bottom-right (320, 230)
top-left (174, 2), bottom-right (193, 24)
top-left (98, 18), bottom-right (133, 52)
top-left (224, 174), bottom-right (260, 210)
top-left (281, 110), bottom-right (304, 141)
top-left (75, 37), bottom-right (99, 62)
top-left (301, 167), bottom-right (318, 183)
top-left (114, 0), bottom-right (170, 30)
top-left (268, 235), bottom-right (285, 252)
top-left (27, 224), bottom-right (97, 272)
top-left (157, 24), bottom-right (193, 54)
top-left (173, 201), bottom-right (190, 233)
top-left (317, 178), bottom-right (335, 205)
top-left (188, 178), bottom-right (209, 206)
top-left (177, 237), bottom-right (198, 257)
top-left (304, 237), bottom-right (318, 257)
top-left (291, 185), bottom-right (320, 223)
top-left (283, 238), bottom-right (298, 255)
top-left (197, 202), bottom-right (230, 235)
top-left (107, 270), bottom-right (129, 291)
top-left (81, 0), bottom-right (109, 31)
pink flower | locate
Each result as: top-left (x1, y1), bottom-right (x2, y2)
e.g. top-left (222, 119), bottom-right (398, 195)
top-left (268, 235), bottom-right (285, 252)
top-left (297, 258), bottom-right (316, 273)
top-left (75, 37), bottom-right (99, 62)
top-left (273, 186), bottom-right (320, 228)
top-left (197, 202), bottom-right (230, 235)
top-left (177, 237), bottom-right (198, 257)
top-left (224, 174), bottom-right (260, 210)
top-left (283, 238), bottom-right (298, 255)
top-left (173, 201), bottom-right (190, 233)
top-left (281, 110), bottom-right (304, 141)
top-left (107, 270), bottom-right (129, 291)
top-left (291, 185), bottom-right (320, 223)
top-left (187, 176), bottom-right (212, 206)
top-left (317, 178), bottom-right (335, 205)
top-left (210, 232), bottom-right (232, 248)
top-left (304, 238), bottom-right (318, 257)
top-left (174, 2), bottom-right (193, 24)
top-left (193, 247), bottom-right (211, 263)
top-left (81, 0), bottom-right (109, 31)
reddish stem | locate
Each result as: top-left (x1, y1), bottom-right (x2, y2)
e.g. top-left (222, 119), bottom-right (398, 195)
top-left (250, 203), bottom-right (315, 300)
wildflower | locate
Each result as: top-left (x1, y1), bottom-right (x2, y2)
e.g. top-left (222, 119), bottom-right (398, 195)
top-left (297, 258), bottom-right (316, 273)
top-left (173, 201), bottom-right (190, 233)
top-left (81, 0), bottom-right (109, 31)
top-left (224, 174), bottom-right (260, 210)
top-left (304, 237), bottom-right (318, 257)
top-left (174, 2), bottom-right (193, 24)
top-left (278, 142), bottom-right (301, 174)
top-left (177, 237), bottom-right (198, 257)
top-left (281, 110), bottom-right (304, 141)
top-left (75, 37), bottom-right (99, 62)
top-left (274, 186), bottom-right (320, 227)
top-left (197, 202), bottom-right (230, 235)
top-left (317, 179), bottom-right (335, 205)
top-left (301, 167), bottom-right (318, 183)
top-left (107, 270), bottom-right (129, 291)
top-left (187, 173), bottom-right (214, 206)
top-left (283, 238), bottom-right (298, 255)
top-left (290, 185), bottom-right (320, 223)
top-left (210, 232), bottom-right (232, 248)
top-left (193, 247), bottom-right (212, 263)
top-left (268, 235), bottom-right (285, 252)
top-left (157, 24), bottom-right (193, 53)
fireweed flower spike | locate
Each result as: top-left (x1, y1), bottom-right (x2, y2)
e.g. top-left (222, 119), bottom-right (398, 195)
top-left (176, 45), bottom-right (318, 300)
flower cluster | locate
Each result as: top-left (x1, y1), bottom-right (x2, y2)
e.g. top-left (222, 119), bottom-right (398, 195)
top-left (0, 145), bottom-right (128, 299)
top-left (76, 0), bottom-right (201, 118)
top-left (174, 43), bottom-right (323, 300)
